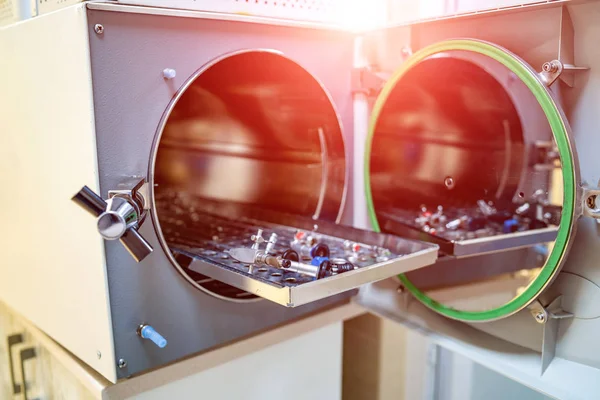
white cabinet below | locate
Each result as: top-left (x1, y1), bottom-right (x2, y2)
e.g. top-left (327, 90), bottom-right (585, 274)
top-left (0, 301), bottom-right (100, 400)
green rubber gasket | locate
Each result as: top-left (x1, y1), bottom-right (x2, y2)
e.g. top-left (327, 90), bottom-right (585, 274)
top-left (364, 39), bottom-right (577, 322)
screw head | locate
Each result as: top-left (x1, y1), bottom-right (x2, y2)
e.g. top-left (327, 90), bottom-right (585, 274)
top-left (587, 195), bottom-right (597, 210)
top-left (535, 312), bottom-right (546, 323)
top-left (118, 358), bottom-right (127, 369)
top-left (444, 176), bottom-right (455, 189)
top-left (94, 24), bottom-right (104, 35)
top-left (542, 61), bottom-right (559, 73)
top-left (97, 351), bottom-right (102, 359)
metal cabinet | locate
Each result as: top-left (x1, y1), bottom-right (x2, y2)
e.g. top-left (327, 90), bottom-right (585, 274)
top-left (2, 1), bottom-right (600, 396)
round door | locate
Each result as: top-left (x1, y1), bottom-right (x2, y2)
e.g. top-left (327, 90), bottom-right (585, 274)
top-left (365, 39), bottom-right (581, 322)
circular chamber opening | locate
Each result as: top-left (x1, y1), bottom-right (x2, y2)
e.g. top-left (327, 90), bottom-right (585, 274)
top-left (366, 40), bottom-right (577, 322)
top-left (151, 50), bottom-right (346, 301)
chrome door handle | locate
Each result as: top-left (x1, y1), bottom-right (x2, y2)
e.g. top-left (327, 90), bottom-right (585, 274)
top-left (72, 180), bottom-right (153, 262)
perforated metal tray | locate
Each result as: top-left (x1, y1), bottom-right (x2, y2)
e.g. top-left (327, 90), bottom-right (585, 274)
top-left (378, 210), bottom-right (558, 258)
top-left (157, 196), bottom-right (439, 307)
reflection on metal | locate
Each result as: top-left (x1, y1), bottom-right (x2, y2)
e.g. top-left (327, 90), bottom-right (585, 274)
top-left (154, 50), bottom-right (346, 224)
top-left (72, 180), bottom-right (153, 262)
top-left (313, 127), bottom-right (329, 220)
top-left (528, 296), bottom-right (573, 374)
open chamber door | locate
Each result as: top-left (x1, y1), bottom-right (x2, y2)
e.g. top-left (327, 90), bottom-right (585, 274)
top-left (149, 50), bottom-right (439, 307)
top-left (365, 39), bottom-right (581, 322)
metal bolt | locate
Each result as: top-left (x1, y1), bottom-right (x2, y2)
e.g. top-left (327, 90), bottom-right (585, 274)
top-left (542, 61), bottom-right (558, 73)
top-left (94, 24), bottom-right (104, 35)
top-left (97, 351), bottom-right (102, 359)
top-left (118, 358), bottom-right (127, 369)
top-left (444, 176), bottom-right (455, 189)
top-left (535, 312), bottom-right (546, 323)
top-left (587, 195), bottom-right (596, 210)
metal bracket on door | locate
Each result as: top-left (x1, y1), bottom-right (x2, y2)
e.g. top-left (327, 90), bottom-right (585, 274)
top-left (351, 67), bottom-right (390, 97)
top-left (537, 7), bottom-right (589, 87)
top-left (538, 60), bottom-right (588, 87)
top-left (582, 182), bottom-right (600, 224)
top-left (527, 296), bottom-right (573, 374)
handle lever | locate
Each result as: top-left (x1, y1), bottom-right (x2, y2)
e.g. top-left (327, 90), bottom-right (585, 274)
top-left (72, 184), bottom-right (153, 262)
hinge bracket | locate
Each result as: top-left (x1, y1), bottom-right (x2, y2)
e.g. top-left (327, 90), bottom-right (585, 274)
top-left (528, 296), bottom-right (573, 374)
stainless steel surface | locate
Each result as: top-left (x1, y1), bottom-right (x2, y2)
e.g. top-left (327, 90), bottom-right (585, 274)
top-left (380, 211), bottom-right (559, 258)
top-left (527, 296), bottom-right (574, 374)
top-left (72, 183), bottom-right (154, 262)
top-left (87, 6), bottom-right (356, 378)
top-left (370, 51), bottom-right (527, 211)
top-left (153, 50), bottom-right (347, 224)
top-left (87, 2), bottom-right (350, 31)
top-left (156, 192), bottom-right (438, 307)
top-left (368, 0), bottom-right (598, 33)
top-left (265, 233), bottom-right (278, 255)
top-left (539, 60), bottom-right (563, 86)
top-left (97, 197), bottom-right (136, 240)
top-left (151, 48), bottom-right (355, 300)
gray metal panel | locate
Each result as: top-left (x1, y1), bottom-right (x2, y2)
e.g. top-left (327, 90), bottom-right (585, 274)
top-left (468, 1), bottom-right (600, 372)
top-left (86, 8), bottom-right (356, 378)
top-left (358, 0), bottom-right (600, 376)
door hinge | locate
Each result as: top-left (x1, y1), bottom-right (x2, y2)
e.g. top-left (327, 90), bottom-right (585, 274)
top-left (538, 60), bottom-right (588, 87)
top-left (527, 296), bottom-right (573, 374)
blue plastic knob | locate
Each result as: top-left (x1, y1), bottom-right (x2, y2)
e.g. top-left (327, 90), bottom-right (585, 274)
top-left (140, 325), bottom-right (167, 348)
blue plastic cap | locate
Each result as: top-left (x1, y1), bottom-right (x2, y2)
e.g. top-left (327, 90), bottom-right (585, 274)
top-left (140, 325), bottom-right (167, 348)
top-left (311, 256), bottom-right (329, 266)
top-left (503, 219), bottom-right (519, 234)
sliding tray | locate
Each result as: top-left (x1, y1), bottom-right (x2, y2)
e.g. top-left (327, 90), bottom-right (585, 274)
top-left (378, 209), bottom-right (558, 258)
top-left (157, 195), bottom-right (439, 307)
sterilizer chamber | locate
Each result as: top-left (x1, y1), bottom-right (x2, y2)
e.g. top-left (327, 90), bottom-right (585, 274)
top-left (68, 7), bottom-right (442, 379)
top-left (364, 39), bottom-right (580, 322)
top-left (136, 49), bottom-right (438, 307)
top-left (6, 1), bottom-right (596, 385)
top-left (151, 50), bottom-right (347, 301)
